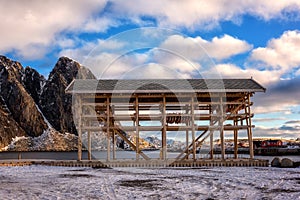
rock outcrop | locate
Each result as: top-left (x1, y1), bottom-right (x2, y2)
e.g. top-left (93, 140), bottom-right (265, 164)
top-left (0, 56), bottom-right (48, 138)
top-left (22, 66), bottom-right (46, 105)
top-left (0, 96), bottom-right (26, 149)
top-left (0, 55), bottom-right (96, 151)
top-left (5, 128), bottom-right (78, 151)
top-left (39, 57), bottom-right (96, 134)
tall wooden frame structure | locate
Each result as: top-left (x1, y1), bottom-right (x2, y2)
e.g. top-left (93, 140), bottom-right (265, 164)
top-left (66, 79), bottom-right (266, 167)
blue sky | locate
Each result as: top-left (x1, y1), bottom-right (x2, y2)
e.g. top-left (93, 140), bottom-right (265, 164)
top-left (1, 0), bottom-right (300, 139)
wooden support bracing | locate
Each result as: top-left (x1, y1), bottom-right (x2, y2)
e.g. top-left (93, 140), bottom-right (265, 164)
top-left (76, 91), bottom-right (257, 163)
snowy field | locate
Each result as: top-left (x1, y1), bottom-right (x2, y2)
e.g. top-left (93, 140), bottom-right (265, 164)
top-left (0, 165), bottom-right (299, 200)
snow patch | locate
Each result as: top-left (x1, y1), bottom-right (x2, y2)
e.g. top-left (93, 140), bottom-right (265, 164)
top-left (35, 104), bottom-right (52, 128)
top-left (2, 128), bottom-right (77, 151)
top-left (0, 166), bottom-right (299, 199)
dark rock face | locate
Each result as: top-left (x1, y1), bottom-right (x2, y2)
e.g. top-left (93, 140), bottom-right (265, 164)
top-left (0, 55), bottom-right (95, 150)
top-left (39, 57), bottom-right (95, 134)
top-left (0, 96), bottom-right (26, 149)
top-left (22, 67), bottom-right (46, 105)
top-left (0, 56), bottom-right (48, 137)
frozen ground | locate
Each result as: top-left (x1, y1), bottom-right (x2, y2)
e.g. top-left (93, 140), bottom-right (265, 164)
top-left (0, 165), bottom-right (299, 200)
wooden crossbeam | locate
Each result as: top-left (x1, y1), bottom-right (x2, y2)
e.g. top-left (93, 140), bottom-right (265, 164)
top-left (114, 128), bottom-right (150, 160)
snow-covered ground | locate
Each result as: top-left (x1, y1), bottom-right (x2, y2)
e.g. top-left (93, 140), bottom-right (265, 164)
top-left (0, 165), bottom-right (299, 199)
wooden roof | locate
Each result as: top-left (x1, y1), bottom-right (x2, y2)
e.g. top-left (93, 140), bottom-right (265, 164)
top-left (65, 79), bottom-right (266, 94)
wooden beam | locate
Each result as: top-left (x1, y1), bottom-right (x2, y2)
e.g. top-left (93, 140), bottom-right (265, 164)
top-left (106, 97), bottom-right (110, 161)
top-left (247, 93), bottom-right (254, 159)
top-left (219, 94), bottom-right (225, 160)
top-left (162, 95), bottom-right (167, 160)
top-left (114, 128), bottom-right (150, 160)
top-left (191, 96), bottom-right (196, 160)
top-left (77, 95), bottom-right (82, 161)
top-left (135, 97), bottom-right (139, 160)
top-left (233, 113), bottom-right (238, 159)
top-left (87, 122), bottom-right (92, 160)
top-left (209, 106), bottom-right (214, 159)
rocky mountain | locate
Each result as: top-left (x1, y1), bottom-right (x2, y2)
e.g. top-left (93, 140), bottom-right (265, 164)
top-left (0, 56), bottom-right (48, 139)
top-left (39, 57), bottom-right (95, 134)
top-left (0, 95), bottom-right (26, 149)
top-left (0, 55), bottom-right (95, 150)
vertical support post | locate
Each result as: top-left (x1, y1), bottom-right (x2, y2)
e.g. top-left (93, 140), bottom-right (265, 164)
top-left (77, 95), bottom-right (82, 161)
top-left (246, 93), bottom-right (254, 159)
top-left (191, 95), bottom-right (196, 160)
top-left (233, 113), bottom-right (238, 159)
top-left (87, 124), bottom-right (92, 160)
top-left (135, 96), bottom-right (140, 160)
top-left (106, 97), bottom-right (110, 161)
top-left (219, 93), bottom-right (225, 160)
top-left (185, 104), bottom-right (189, 158)
top-left (162, 95), bottom-right (167, 160)
top-left (113, 130), bottom-right (116, 160)
top-left (112, 105), bottom-right (116, 160)
top-left (209, 106), bottom-right (214, 159)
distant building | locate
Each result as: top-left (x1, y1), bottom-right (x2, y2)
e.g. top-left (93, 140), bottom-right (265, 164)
top-left (261, 140), bottom-right (283, 148)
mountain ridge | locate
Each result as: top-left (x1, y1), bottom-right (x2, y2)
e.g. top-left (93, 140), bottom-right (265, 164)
top-left (0, 55), bottom-right (94, 150)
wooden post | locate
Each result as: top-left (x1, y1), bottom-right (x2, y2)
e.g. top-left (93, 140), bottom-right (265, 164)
top-left (209, 106), bottom-right (214, 159)
top-left (162, 95), bottom-right (167, 160)
top-left (219, 94), bottom-right (225, 160)
top-left (135, 96), bottom-right (140, 160)
top-left (112, 105), bottom-right (116, 160)
top-left (185, 104), bottom-right (189, 159)
top-left (191, 95), bottom-right (196, 160)
top-left (113, 130), bottom-right (116, 160)
top-left (233, 114), bottom-right (238, 159)
top-left (247, 93), bottom-right (254, 159)
top-left (77, 95), bottom-right (82, 161)
top-left (87, 128), bottom-right (92, 160)
top-left (106, 97), bottom-right (110, 161)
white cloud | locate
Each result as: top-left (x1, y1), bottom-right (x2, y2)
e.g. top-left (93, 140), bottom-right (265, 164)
top-left (0, 0), bottom-right (107, 59)
top-left (213, 63), bottom-right (279, 86)
top-left (82, 16), bottom-right (119, 33)
top-left (109, 0), bottom-right (300, 29)
top-left (251, 30), bottom-right (300, 72)
top-left (199, 35), bottom-right (252, 60)
top-left (160, 34), bottom-right (252, 61)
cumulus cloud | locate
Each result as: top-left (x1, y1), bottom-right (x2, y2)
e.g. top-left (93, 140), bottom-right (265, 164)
top-left (201, 35), bottom-right (252, 60)
top-left (0, 0), bottom-right (107, 59)
top-left (60, 33), bottom-right (251, 79)
top-left (160, 34), bottom-right (252, 61)
top-left (2, 0), bottom-right (300, 60)
top-left (82, 16), bottom-right (120, 33)
top-left (109, 0), bottom-right (300, 29)
top-left (212, 63), bottom-right (279, 86)
top-left (250, 30), bottom-right (300, 72)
